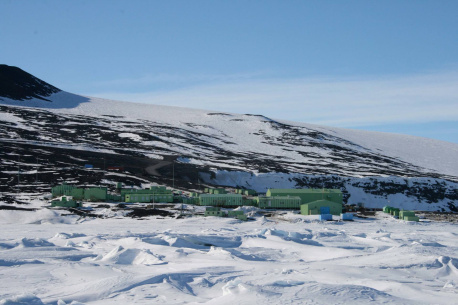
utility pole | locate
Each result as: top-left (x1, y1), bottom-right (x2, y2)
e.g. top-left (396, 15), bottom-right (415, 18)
top-left (172, 161), bottom-right (175, 189)
top-left (35, 157), bottom-right (39, 184)
top-left (17, 155), bottom-right (20, 186)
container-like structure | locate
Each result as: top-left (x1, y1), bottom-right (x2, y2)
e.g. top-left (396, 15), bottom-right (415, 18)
top-left (399, 210), bottom-right (416, 219)
top-left (341, 213), bottom-right (354, 221)
top-left (301, 199), bottom-right (342, 216)
top-left (404, 216), bottom-right (420, 222)
top-left (319, 214), bottom-right (332, 221)
top-left (227, 210), bottom-right (245, 217)
top-left (390, 208), bottom-right (400, 217)
top-left (383, 206), bottom-right (392, 213)
top-left (258, 196), bottom-right (302, 209)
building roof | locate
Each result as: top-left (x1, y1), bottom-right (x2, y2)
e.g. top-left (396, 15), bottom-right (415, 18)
top-left (200, 194), bottom-right (242, 197)
top-left (268, 188), bottom-right (342, 194)
top-left (259, 195), bottom-right (301, 200)
top-left (301, 199), bottom-right (341, 206)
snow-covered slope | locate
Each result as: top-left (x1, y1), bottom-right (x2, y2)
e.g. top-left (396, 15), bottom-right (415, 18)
top-left (2, 91), bottom-right (457, 178)
top-left (1, 65), bottom-right (457, 210)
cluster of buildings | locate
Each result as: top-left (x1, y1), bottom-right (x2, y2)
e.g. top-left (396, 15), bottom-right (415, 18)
top-left (383, 206), bottom-right (420, 222)
top-left (50, 182), bottom-right (173, 207)
top-left (48, 182), bottom-right (428, 223)
top-left (50, 182), bottom-right (346, 217)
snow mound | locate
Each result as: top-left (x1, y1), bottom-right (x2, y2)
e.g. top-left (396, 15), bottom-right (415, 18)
top-left (96, 246), bottom-right (165, 265)
top-left (18, 238), bottom-right (54, 248)
top-left (0, 209), bottom-right (77, 225)
top-left (0, 294), bottom-right (44, 305)
top-left (222, 279), bottom-right (249, 296)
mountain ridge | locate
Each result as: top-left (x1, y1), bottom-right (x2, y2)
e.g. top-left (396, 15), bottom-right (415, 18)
top-left (0, 64), bottom-right (61, 102)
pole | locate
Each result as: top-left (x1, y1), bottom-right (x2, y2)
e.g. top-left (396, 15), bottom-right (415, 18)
top-left (172, 161), bottom-right (175, 189)
top-left (36, 157), bottom-right (39, 184)
top-left (17, 155), bottom-right (20, 186)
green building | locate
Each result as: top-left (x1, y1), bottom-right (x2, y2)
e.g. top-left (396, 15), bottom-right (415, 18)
top-left (51, 196), bottom-right (82, 208)
top-left (121, 185), bottom-right (172, 202)
top-left (243, 189), bottom-right (257, 196)
top-left (404, 216), bottom-right (420, 222)
top-left (70, 188), bottom-right (85, 200)
top-left (300, 199), bottom-right (342, 216)
top-left (84, 187), bottom-right (107, 202)
top-left (200, 194), bottom-right (243, 207)
top-left (204, 207), bottom-right (247, 220)
top-left (399, 210), bottom-right (416, 219)
top-left (125, 193), bottom-right (173, 203)
top-left (266, 188), bottom-right (343, 206)
top-left (204, 207), bottom-right (226, 217)
top-left (257, 196), bottom-right (302, 209)
top-left (383, 206), bottom-right (392, 213)
top-left (52, 182), bottom-right (76, 197)
top-left (390, 208), bottom-right (400, 217)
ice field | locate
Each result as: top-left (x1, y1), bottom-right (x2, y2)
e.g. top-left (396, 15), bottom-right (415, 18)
top-left (1, 209), bottom-right (457, 305)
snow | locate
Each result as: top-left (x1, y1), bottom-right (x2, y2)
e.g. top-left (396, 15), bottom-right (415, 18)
top-left (1, 92), bottom-right (457, 179)
top-left (118, 133), bottom-right (142, 142)
top-left (0, 209), bottom-right (457, 304)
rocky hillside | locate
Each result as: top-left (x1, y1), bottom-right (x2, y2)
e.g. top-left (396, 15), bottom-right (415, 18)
top-left (1, 65), bottom-right (457, 211)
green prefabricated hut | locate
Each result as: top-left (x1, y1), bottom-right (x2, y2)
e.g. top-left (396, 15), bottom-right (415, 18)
top-left (204, 207), bottom-right (225, 217)
top-left (300, 199), bottom-right (342, 216)
top-left (208, 188), bottom-right (227, 194)
top-left (120, 187), bottom-right (172, 201)
top-left (125, 193), bottom-right (173, 203)
top-left (84, 187), bottom-right (107, 202)
top-left (227, 210), bottom-right (245, 217)
top-left (243, 198), bottom-right (257, 206)
top-left (150, 186), bottom-right (167, 193)
top-left (70, 188), bottom-right (85, 200)
top-left (52, 182), bottom-right (76, 197)
top-left (258, 196), bottom-right (302, 209)
top-left (199, 194), bottom-right (243, 207)
top-left (51, 196), bottom-right (82, 208)
top-left (182, 197), bottom-right (200, 205)
top-left (383, 206), bottom-right (392, 213)
top-left (390, 208), bottom-right (400, 217)
top-left (107, 193), bottom-right (122, 202)
top-left (266, 188), bottom-right (343, 206)
top-left (244, 189), bottom-right (257, 196)
top-left (237, 214), bottom-right (248, 221)
top-left (404, 216), bottom-right (420, 222)
top-left (399, 210), bottom-right (416, 219)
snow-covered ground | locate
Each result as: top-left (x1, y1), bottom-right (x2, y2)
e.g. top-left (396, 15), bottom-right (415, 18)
top-left (1, 208), bottom-right (457, 304)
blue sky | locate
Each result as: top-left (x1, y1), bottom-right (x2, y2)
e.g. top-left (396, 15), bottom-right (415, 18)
top-left (1, 0), bottom-right (457, 143)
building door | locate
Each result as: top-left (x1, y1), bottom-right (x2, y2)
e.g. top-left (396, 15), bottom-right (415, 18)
top-left (320, 206), bottom-right (330, 214)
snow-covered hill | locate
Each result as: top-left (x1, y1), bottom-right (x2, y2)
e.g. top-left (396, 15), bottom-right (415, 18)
top-left (1, 65), bottom-right (457, 210)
